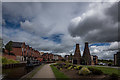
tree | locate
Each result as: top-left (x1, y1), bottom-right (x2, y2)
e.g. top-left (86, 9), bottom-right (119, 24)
top-left (5, 41), bottom-right (13, 54)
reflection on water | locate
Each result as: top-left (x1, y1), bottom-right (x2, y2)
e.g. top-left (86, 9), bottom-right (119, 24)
top-left (2, 66), bottom-right (33, 79)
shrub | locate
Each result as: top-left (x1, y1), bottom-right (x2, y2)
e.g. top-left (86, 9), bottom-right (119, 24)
top-left (58, 63), bottom-right (64, 68)
top-left (60, 68), bottom-right (62, 71)
top-left (64, 65), bottom-right (69, 69)
top-left (53, 63), bottom-right (59, 67)
top-left (8, 59), bottom-right (17, 64)
top-left (16, 61), bottom-right (20, 63)
top-left (2, 57), bottom-right (8, 63)
top-left (67, 66), bottom-right (73, 70)
top-left (73, 65), bottom-right (76, 67)
top-left (57, 66), bottom-right (61, 70)
top-left (79, 67), bottom-right (91, 76)
top-left (88, 67), bottom-right (103, 75)
top-left (74, 67), bottom-right (77, 70)
top-left (76, 65), bottom-right (82, 70)
top-left (71, 68), bottom-right (74, 70)
top-left (2, 57), bottom-right (19, 65)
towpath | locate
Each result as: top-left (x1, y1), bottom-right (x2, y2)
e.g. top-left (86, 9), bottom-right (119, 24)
top-left (32, 64), bottom-right (55, 78)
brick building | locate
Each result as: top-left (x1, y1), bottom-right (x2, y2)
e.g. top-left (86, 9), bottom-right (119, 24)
top-left (42, 53), bottom-right (54, 61)
top-left (40, 52), bottom-right (44, 55)
top-left (42, 53), bottom-right (49, 61)
top-left (114, 51), bottom-right (120, 66)
top-left (42, 53), bottom-right (63, 61)
top-left (58, 55), bottom-right (63, 60)
top-left (91, 55), bottom-right (98, 65)
top-left (65, 54), bottom-right (73, 62)
top-left (53, 55), bottom-right (59, 60)
top-left (65, 55), bottom-right (70, 61)
top-left (4, 41), bottom-right (42, 62)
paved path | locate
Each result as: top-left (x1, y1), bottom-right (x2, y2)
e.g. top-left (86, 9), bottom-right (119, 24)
top-left (32, 64), bottom-right (55, 78)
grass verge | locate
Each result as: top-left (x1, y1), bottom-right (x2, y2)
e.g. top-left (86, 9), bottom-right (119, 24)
top-left (85, 66), bottom-right (120, 76)
top-left (50, 64), bottom-right (69, 80)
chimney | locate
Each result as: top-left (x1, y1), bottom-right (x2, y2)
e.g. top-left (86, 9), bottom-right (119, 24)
top-left (74, 44), bottom-right (81, 57)
top-left (83, 42), bottom-right (91, 65)
top-left (73, 44), bottom-right (81, 64)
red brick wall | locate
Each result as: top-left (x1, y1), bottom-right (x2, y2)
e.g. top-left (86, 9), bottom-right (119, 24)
top-left (58, 56), bottom-right (63, 60)
top-left (42, 53), bottom-right (49, 60)
top-left (12, 47), bottom-right (22, 56)
top-left (34, 51), bottom-right (37, 57)
top-left (37, 51), bottom-right (40, 57)
top-left (42, 53), bottom-right (55, 60)
top-left (22, 43), bottom-right (25, 56)
top-left (49, 54), bottom-right (54, 60)
top-left (25, 46), bottom-right (29, 56)
top-left (31, 49), bottom-right (34, 57)
top-left (33, 50), bottom-right (40, 58)
top-left (37, 57), bottom-right (43, 61)
top-left (29, 48), bottom-right (32, 57)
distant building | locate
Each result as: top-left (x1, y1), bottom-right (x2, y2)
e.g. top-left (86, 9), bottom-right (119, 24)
top-left (91, 55), bottom-right (94, 65)
top-left (114, 51), bottom-right (120, 66)
top-left (42, 53), bottom-right (56, 61)
top-left (58, 55), bottom-right (63, 60)
top-left (65, 54), bottom-right (73, 62)
top-left (40, 52), bottom-right (44, 55)
top-left (53, 55), bottom-right (58, 60)
top-left (114, 54), bottom-right (117, 65)
top-left (91, 55), bottom-right (98, 65)
top-left (42, 53), bottom-right (49, 61)
top-left (49, 53), bottom-right (54, 61)
top-left (65, 55), bottom-right (70, 61)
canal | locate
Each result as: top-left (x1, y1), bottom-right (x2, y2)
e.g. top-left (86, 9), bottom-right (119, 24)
top-left (2, 66), bottom-right (34, 79)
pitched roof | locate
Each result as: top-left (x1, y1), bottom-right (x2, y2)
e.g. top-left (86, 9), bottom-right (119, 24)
top-left (42, 53), bottom-right (48, 56)
top-left (11, 42), bottom-right (24, 48)
top-left (25, 45), bottom-right (29, 48)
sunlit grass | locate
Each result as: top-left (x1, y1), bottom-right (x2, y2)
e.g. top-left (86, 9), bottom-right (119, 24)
top-left (50, 64), bottom-right (69, 80)
top-left (81, 65), bottom-right (120, 76)
top-left (1, 57), bottom-right (19, 65)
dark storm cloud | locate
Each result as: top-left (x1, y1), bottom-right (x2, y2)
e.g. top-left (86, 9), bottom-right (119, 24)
top-left (69, 2), bottom-right (119, 42)
top-left (2, 2), bottom-right (89, 53)
top-left (118, 2), bottom-right (120, 46)
top-left (2, 2), bottom-right (119, 59)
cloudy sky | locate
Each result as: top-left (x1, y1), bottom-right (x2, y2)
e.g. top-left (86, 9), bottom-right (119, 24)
top-left (2, 1), bottom-right (120, 60)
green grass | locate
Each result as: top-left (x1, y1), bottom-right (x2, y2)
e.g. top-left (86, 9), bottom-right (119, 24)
top-left (1, 57), bottom-right (19, 65)
top-left (50, 65), bottom-right (69, 80)
top-left (86, 66), bottom-right (120, 76)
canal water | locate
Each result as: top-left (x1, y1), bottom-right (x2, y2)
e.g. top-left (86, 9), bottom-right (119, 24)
top-left (2, 66), bottom-right (34, 79)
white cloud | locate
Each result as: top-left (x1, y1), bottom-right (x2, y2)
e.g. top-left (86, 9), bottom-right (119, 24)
top-left (89, 42), bottom-right (119, 60)
top-left (2, 2), bottom-right (119, 59)
top-left (109, 41), bottom-right (119, 50)
top-left (71, 16), bottom-right (81, 26)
